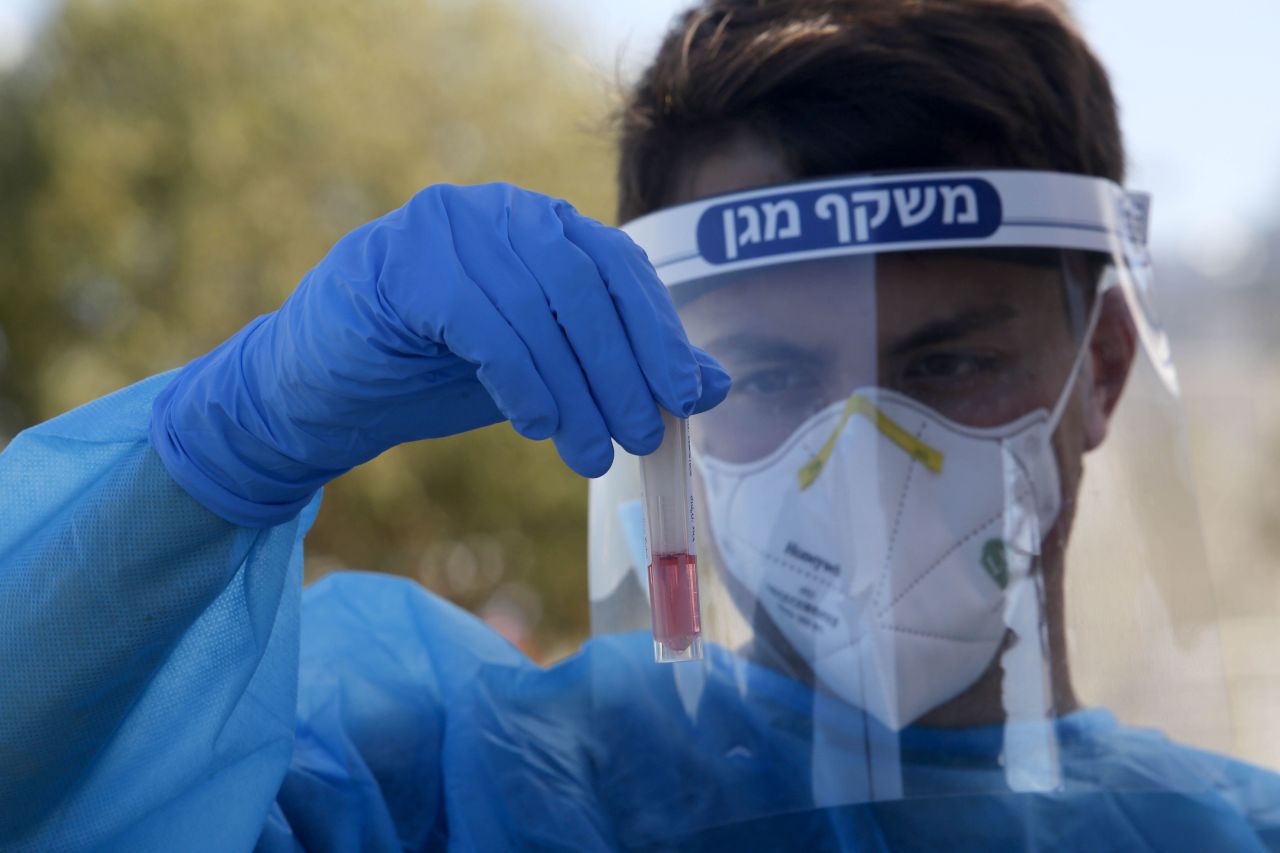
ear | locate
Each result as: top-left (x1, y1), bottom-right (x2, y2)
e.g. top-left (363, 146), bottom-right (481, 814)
top-left (1082, 288), bottom-right (1138, 451)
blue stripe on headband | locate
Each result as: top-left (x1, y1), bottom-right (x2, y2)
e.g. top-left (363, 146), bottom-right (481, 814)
top-left (695, 176), bottom-right (1002, 264)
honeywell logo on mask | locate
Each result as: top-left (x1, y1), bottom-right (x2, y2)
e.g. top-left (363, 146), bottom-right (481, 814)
top-left (696, 177), bottom-right (1002, 264)
top-left (784, 541), bottom-right (840, 578)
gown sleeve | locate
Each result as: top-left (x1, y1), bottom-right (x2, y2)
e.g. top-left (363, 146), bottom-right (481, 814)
top-left (0, 373), bottom-right (544, 852)
top-left (0, 373), bottom-right (316, 851)
top-left (260, 571), bottom-right (542, 853)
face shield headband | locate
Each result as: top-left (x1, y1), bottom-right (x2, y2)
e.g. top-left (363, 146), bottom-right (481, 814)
top-left (623, 169), bottom-right (1152, 294)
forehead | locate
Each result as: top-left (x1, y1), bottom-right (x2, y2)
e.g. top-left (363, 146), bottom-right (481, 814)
top-left (667, 129), bottom-right (796, 206)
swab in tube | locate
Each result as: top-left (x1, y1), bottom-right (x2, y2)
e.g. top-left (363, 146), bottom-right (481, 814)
top-left (639, 408), bottom-right (702, 663)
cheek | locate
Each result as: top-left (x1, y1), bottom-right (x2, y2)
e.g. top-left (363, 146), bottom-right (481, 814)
top-left (1049, 390), bottom-right (1090, 504)
top-left (933, 374), bottom-right (1055, 428)
top-left (693, 405), bottom-right (797, 463)
top-left (949, 333), bottom-right (1080, 428)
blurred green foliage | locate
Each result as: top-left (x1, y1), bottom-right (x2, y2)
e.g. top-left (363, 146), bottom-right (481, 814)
top-left (0, 0), bottom-right (621, 658)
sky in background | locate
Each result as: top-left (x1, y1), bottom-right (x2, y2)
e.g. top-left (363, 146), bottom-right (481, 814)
top-left (3, 0), bottom-right (1277, 273)
top-left (537, 0), bottom-right (1280, 278)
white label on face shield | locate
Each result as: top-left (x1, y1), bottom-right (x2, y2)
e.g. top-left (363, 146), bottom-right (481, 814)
top-left (696, 387), bottom-right (1062, 730)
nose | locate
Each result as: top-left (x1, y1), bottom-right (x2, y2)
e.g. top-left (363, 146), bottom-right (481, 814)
top-left (797, 392), bottom-right (944, 490)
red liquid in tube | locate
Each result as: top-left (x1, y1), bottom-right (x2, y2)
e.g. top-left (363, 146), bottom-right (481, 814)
top-left (640, 411), bottom-right (702, 662)
top-left (648, 552), bottom-right (701, 653)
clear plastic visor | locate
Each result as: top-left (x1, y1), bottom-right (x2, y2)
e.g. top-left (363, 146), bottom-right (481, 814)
top-left (583, 173), bottom-right (1277, 841)
top-left (587, 252), bottom-right (1257, 813)
top-left (681, 249), bottom-right (1098, 462)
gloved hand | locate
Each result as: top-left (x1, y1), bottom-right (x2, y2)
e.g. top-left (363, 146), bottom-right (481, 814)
top-left (150, 183), bottom-right (730, 528)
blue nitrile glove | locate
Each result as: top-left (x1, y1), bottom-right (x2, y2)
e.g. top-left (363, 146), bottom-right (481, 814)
top-left (149, 183), bottom-right (730, 528)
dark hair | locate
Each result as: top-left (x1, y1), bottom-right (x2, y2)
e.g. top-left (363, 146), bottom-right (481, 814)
top-left (616, 0), bottom-right (1123, 222)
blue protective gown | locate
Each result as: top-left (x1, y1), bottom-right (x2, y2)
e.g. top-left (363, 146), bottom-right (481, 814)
top-left (3, 374), bottom-right (1279, 852)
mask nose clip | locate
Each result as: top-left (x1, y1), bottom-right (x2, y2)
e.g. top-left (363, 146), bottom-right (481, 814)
top-left (798, 393), bottom-right (945, 490)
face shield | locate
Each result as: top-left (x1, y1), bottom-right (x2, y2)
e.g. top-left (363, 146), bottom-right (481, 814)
top-left (585, 169), bottom-right (1253, 820)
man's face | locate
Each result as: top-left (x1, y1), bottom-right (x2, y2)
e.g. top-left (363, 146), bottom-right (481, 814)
top-left (661, 134), bottom-right (1137, 723)
top-left (680, 253), bottom-right (1084, 466)
top-left (667, 130), bottom-right (1117, 524)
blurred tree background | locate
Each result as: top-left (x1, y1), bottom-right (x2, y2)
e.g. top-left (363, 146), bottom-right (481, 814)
top-left (0, 0), bottom-right (621, 660)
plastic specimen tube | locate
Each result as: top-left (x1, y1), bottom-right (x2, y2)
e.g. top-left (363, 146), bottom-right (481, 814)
top-left (639, 408), bottom-right (702, 663)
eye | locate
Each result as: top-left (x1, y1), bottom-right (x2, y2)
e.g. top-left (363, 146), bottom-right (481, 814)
top-left (902, 352), bottom-right (996, 382)
top-left (735, 364), bottom-right (822, 396)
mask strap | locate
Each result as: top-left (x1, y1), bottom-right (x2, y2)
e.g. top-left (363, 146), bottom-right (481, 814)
top-left (797, 394), bottom-right (944, 490)
top-left (1046, 284), bottom-right (1109, 432)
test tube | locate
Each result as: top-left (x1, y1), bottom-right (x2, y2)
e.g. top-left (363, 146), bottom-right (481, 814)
top-left (639, 408), bottom-right (702, 663)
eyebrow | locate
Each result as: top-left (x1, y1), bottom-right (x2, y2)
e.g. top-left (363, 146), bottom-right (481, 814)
top-left (884, 304), bottom-right (1019, 356)
top-left (703, 333), bottom-right (826, 364)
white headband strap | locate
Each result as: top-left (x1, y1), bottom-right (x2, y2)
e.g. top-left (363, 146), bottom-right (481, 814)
top-left (623, 170), bottom-right (1150, 288)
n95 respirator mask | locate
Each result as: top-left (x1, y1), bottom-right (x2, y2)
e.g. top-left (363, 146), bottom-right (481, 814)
top-left (695, 380), bottom-right (1075, 730)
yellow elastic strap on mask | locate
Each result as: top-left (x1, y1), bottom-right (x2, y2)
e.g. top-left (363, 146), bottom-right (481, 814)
top-left (797, 394), bottom-right (944, 490)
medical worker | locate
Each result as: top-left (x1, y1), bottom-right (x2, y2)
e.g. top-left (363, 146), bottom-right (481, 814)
top-left (3, 0), bottom-right (1279, 850)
